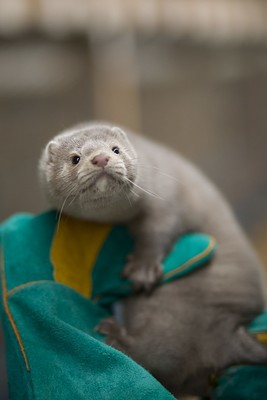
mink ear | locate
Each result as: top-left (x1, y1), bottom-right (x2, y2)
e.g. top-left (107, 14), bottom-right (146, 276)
top-left (111, 126), bottom-right (127, 139)
top-left (45, 140), bottom-right (59, 163)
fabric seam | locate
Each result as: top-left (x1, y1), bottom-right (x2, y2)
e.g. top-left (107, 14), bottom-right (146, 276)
top-left (163, 236), bottom-right (216, 280)
top-left (0, 246), bottom-right (30, 371)
top-left (6, 280), bottom-right (52, 297)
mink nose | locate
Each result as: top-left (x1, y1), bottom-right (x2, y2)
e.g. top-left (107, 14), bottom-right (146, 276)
top-left (91, 154), bottom-right (110, 168)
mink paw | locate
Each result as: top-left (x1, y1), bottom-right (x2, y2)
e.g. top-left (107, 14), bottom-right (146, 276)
top-left (122, 255), bottom-right (163, 292)
top-left (95, 318), bottom-right (127, 350)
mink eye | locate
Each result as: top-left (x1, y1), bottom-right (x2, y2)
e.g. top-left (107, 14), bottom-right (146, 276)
top-left (112, 146), bottom-right (120, 154)
top-left (71, 155), bottom-right (80, 165)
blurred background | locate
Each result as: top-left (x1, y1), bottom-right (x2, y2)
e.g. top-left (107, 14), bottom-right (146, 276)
top-left (1, 0), bottom-right (267, 398)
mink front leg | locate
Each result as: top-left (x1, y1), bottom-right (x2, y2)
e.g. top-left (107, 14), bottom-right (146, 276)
top-left (122, 208), bottom-right (183, 291)
top-left (122, 234), bottom-right (170, 291)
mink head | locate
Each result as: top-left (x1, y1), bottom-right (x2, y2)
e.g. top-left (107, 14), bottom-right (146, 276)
top-left (39, 124), bottom-right (138, 214)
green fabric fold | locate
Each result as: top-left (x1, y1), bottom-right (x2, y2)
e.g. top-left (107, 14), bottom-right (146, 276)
top-left (1, 210), bottom-right (266, 400)
top-left (1, 211), bottom-right (215, 400)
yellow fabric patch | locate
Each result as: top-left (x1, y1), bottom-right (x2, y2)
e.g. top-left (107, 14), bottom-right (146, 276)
top-left (255, 333), bottom-right (267, 346)
top-left (51, 215), bottom-right (111, 298)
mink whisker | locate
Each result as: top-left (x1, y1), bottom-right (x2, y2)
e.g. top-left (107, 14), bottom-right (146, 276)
top-left (125, 177), bottom-right (164, 201)
top-left (110, 169), bottom-right (124, 177)
top-left (67, 191), bottom-right (80, 207)
top-left (124, 191), bottom-right (133, 208)
top-left (56, 188), bottom-right (76, 233)
top-left (78, 171), bottom-right (97, 184)
top-left (130, 189), bottom-right (140, 199)
top-left (138, 164), bottom-right (184, 185)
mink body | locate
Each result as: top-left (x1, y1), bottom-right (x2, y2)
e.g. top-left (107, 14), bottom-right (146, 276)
top-left (39, 122), bottom-right (267, 397)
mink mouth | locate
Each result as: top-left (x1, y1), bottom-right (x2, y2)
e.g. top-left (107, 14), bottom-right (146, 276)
top-left (80, 170), bottom-right (123, 194)
top-left (95, 170), bottom-right (114, 180)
